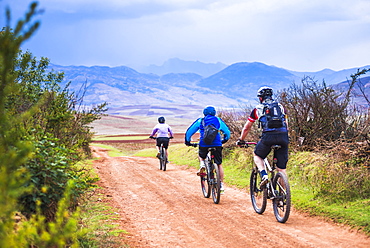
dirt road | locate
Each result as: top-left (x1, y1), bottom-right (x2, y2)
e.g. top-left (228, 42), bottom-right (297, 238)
top-left (91, 146), bottom-right (369, 248)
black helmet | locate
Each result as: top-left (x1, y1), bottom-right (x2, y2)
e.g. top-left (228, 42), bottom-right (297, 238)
top-left (257, 86), bottom-right (273, 99)
top-left (158, 116), bottom-right (165, 123)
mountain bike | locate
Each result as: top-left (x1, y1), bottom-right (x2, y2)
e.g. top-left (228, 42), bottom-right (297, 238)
top-left (190, 144), bottom-right (221, 204)
top-left (150, 137), bottom-right (169, 171)
top-left (240, 142), bottom-right (291, 223)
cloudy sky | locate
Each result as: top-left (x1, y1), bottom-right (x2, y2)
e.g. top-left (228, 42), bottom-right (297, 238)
top-left (1, 0), bottom-right (370, 72)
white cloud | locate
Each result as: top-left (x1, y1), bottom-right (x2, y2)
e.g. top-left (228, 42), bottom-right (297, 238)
top-left (1, 0), bottom-right (370, 71)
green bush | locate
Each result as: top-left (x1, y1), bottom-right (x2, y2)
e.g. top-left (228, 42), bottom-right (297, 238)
top-left (0, 2), bottom-right (104, 246)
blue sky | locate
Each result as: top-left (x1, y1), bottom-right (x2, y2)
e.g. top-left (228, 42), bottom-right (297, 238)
top-left (1, 0), bottom-right (370, 72)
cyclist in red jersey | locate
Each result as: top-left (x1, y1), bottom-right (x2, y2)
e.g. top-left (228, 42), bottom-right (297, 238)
top-left (237, 87), bottom-right (289, 184)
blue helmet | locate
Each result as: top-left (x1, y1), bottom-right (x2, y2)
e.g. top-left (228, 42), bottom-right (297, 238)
top-left (203, 106), bottom-right (216, 116)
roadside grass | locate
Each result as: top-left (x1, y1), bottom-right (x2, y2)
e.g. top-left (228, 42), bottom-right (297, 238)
top-left (78, 191), bottom-right (130, 248)
top-left (78, 152), bottom-right (132, 247)
top-left (93, 135), bottom-right (149, 141)
top-left (89, 142), bottom-right (370, 237)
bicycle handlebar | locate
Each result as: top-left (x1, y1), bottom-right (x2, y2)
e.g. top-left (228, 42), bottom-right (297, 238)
top-left (237, 141), bottom-right (257, 148)
top-left (149, 136), bottom-right (174, 139)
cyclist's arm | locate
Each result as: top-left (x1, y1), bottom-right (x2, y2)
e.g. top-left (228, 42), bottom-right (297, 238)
top-left (239, 109), bottom-right (257, 140)
top-left (168, 126), bottom-right (174, 137)
top-left (150, 127), bottom-right (159, 137)
top-left (185, 118), bottom-right (201, 142)
top-left (218, 117), bottom-right (231, 141)
top-left (239, 119), bottom-right (254, 140)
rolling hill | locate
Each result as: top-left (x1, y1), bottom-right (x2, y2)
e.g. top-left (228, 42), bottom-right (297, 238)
top-left (49, 59), bottom-right (369, 118)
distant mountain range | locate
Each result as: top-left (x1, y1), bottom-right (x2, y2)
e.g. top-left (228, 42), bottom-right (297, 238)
top-left (49, 59), bottom-right (369, 117)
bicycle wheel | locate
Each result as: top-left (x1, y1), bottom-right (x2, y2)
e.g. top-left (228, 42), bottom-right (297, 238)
top-left (159, 147), bottom-right (164, 170)
top-left (211, 163), bottom-right (221, 204)
top-left (250, 167), bottom-right (267, 214)
top-left (162, 148), bottom-right (167, 171)
top-left (200, 162), bottom-right (211, 198)
top-left (272, 172), bottom-right (291, 223)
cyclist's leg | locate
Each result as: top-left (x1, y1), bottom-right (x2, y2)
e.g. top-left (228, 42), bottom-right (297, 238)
top-left (213, 147), bottom-right (224, 191)
top-left (155, 138), bottom-right (162, 157)
top-left (253, 154), bottom-right (265, 172)
top-left (275, 132), bottom-right (289, 177)
top-left (197, 147), bottom-right (207, 175)
top-left (213, 147), bottom-right (224, 182)
top-left (162, 138), bottom-right (170, 161)
top-left (254, 140), bottom-right (271, 180)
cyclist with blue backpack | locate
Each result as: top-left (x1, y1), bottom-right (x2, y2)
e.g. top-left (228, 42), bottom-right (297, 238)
top-left (237, 86), bottom-right (289, 185)
top-left (185, 106), bottom-right (231, 194)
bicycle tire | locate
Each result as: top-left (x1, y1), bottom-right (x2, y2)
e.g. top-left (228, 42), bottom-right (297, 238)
top-left (200, 161), bottom-right (211, 198)
top-left (272, 172), bottom-right (291, 223)
top-left (250, 167), bottom-right (267, 214)
top-left (211, 163), bottom-right (221, 204)
top-left (162, 147), bottom-right (167, 171)
top-left (159, 146), bottom-right (164, 170)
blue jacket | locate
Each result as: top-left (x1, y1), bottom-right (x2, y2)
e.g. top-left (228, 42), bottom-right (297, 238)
top-left (185, 115), bottom-right (231, 147)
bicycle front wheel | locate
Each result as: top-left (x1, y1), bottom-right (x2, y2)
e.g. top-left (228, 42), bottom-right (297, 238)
top-left (250, 167), bottom-right (267, 214)
top-left (272, 172), bottom-right (291, 223)
top-left (200, 163), bottom-right (211, 198)
top-left (211, 163), bottom-right (221, 204)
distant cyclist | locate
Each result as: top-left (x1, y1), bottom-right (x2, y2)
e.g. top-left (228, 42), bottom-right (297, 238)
top-left (184, 106), bottom-right (231, 194)
top-left (237, 86), bottom-right (289, 184)
top-left (149, 117), bottom-right (174, 162)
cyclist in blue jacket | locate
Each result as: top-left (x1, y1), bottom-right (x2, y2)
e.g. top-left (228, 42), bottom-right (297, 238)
top-left (185, 106), bottom-right (231, 194)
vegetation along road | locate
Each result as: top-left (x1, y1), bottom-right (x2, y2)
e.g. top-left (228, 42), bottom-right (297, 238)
top-left (91, 145), bottom-right (369, 248)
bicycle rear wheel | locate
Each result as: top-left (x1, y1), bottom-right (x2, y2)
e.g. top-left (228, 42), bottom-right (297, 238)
top-left (159, 147), bottom-right (165, 170)
top-left (250, 167), bottom-right (267, 214)
top-left (211, 163), bottom-right (221, 204)
top-left (272, 172), bottom-right (291, 223)
top-left (200, 162), bottom-right (211, 198)
top-left (161, 147), bottom-right (167, 171)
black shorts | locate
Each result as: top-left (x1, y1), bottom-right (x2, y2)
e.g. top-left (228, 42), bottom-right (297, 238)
top-left (156, 137), bottom-right (170, 149)
top-left (199, 146), bottom-right (223, 165)
top-left (254, 132), bottom-right (289, 169)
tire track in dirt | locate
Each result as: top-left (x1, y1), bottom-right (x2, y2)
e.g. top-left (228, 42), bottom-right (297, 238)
top-left (91, 146), bottom-right (369, 248)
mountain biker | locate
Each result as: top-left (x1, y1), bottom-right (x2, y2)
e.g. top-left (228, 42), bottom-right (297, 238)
top-left (149, 116), bottom-right (174, 162)
top-left (236, 86), bottom-right (289, 184)
top-left (184, 106), bottom-right (231, 194)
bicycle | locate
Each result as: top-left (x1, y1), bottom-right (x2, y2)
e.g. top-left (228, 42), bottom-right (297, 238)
top-left (240, 142), bottom-right (291, 223)
top-left (150, 137), bottom-right (169, 171)
top-left (190, 143), bottom-right (221, 204)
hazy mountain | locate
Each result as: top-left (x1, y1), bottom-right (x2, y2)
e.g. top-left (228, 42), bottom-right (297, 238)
top-left (49, 61), bottom-right (369, 117)
top-left (138, 58), bottom-right (227, 77)
top-left (289, 66), bottom-right (370, 85)
top-left (49, 64), bottom-right (242, 110)
top-left (332, 76), bottom-right (370, 106)
top-left (198, 62), bottom-right (300, 100)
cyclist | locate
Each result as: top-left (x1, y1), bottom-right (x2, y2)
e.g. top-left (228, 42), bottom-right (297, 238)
top-left (236, 86), bottom-right (289, 184)
top-left (185, 106), bottom-right (231, 194)
top-left (149, 116), bottom-right (174, 162)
